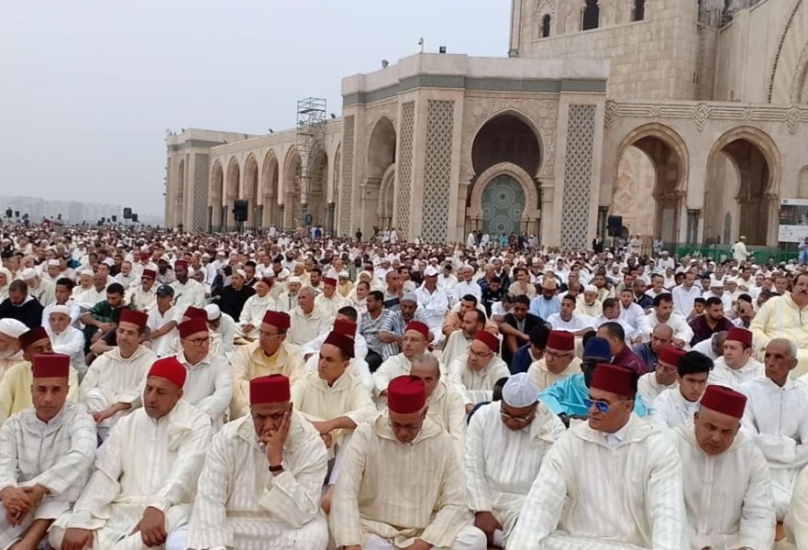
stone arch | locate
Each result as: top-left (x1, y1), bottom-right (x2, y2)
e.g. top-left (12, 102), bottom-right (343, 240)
top-left (768, 0), bottom-right (807, 103)
top-left (611, 123), bottom-right (690, 243)
top-left (541, 14), bottom-right (551, 37)
top-left (470, 110), bottom-right (544, 179)
top-left (582, 0), bottom-right (599, 30)
top-left (225, 157), bottom-right (241, 231)
top-left (706, 126), bottom-right (782, 245)
top-left (308, 144), bottom-right (329, 228)
top-left (243, 154), bottom-right (259, 229)
top-left (261, 150), bottom-right (280, 228)
top-left (363, 117), bottom-right (397, 233)
top-left (174, 159), bottom-right (185, 228)
top-left (283, 147), bottom-right (302, 229)
top-left (799, 165), bottom-right (808, 198)
top-left (467, 162), bottom-right (542, 237)
top-left (378, 164), bottom-right (396, 228)
top-left (792, 42), bottom-right (808, 104)
top-left (209, 161), bottom-right (224, 230)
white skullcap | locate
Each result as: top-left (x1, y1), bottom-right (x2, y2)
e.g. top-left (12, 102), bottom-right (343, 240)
top-left (288, 276), bottom-right (302, 284)
top-left (502, 373), bottom-right (540, 408)
top-left (21, 268), bottom-right (37, 280)
top-left (584, 284), bottom-right (598, 293)
top-left (80, 269), bottom-right (94, 277)
top-left (339, 271), bottom-right (350, 278)
top-left (102, 258), bottom-right (115, 266)
top-left (0, 318), bottom-right (28, 338)
top-left (47, 259), bottom-right (61, 267)
top-left (709, 275), bottom-right (724, 288)
top-left (49, 305), bottom-right (71, 316)
top-left (234, 269), bottom-right (246, 278)
top-left (204, 304), bottom-right (221, 321)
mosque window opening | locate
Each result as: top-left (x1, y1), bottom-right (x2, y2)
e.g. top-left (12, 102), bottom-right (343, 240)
top-left (582, 0), bottom-right (600, 30)
top-left (541, 14), bottom-right (551, 38)
top-left (633, 0), bottom-right (645, 22)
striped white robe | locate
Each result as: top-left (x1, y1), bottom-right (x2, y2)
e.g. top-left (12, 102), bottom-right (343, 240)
top-left (0, 402), bottom-right (96, 548)
top-left (186, 413), bottom-right (329, 550)
top-left (426, 380), bottom-right (467, 464)
top-left (78, 345), bottom-right (157, 411)
top-left (508, 415), bottom-right (687, 550)
top-left (465, 400), bottom-right (565, 545)
top-left (50, 399), bottom-right (211, 549)
top-left (671, 422), bottom-right (775, 549)
top-left (449, 354), bottom-right (510, 406)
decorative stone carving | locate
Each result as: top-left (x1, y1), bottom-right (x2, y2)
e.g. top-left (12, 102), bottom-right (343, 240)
top-left (422, 100), bottom-right (455, 243)
top-left (560, 105), bottom-right (597, 250)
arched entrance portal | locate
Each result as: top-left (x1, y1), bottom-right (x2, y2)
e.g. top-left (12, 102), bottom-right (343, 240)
top-left (225, 158), bottom-right (240, 231)
top-left (482, 175), bottom-right (526, 236)
top-left (209, 162), bottom-right (224, 231)
top-left (243, 154), bottom-right (259, 230)
top-left (261, 152), bottom-right (280, 228)
top-left (705, 128), bottom-right (780, 246)
top-left (612, 125), bottom-right (688, 243)
top-left (364, 117), bottom-right (396, 233)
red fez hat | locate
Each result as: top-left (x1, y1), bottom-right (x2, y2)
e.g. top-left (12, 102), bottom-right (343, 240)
top-left (260, 276), bottom-right (274, 287)
top-left (141, 269), bottom-right (157, 279)
top-left (262, 310), bottom-right (291, 331)
top-left (658, 345), bottom-right (686, 367)
top-left (119, 309), bottom-right (148, 328)
top-left (323, 277), bottom-right (337, 287)
top-left (590, 364), bottom-right (637, 398)
top-left (148, 357), bottom-right (187, 389)
top-left (174, 260), bottom-right (188, 269)
top-left (726, 328), bottom-right (752, 347)
top-left (474, 330), bottom-right (499, 353)
top-left (333, 319), bottom-right (357, 338)
top-left (184, 306), bottom-right (207, 320)
top-left (547, 330), bottom-right (574, 352)
top-left (700, 385), bottom-right (747, 418)
top-left (140, 252), bottom-right (151, 261)
top-left (179, 318), bottom-right (208, 339)
top-left (32, 353), bottom-right (70, 378)
top-left (324, 331), bottom-right (355, 359)
top-left (387, 375), bottom-right (426, 414)
top-left (405, 321), bottom-right (430, 340)
top-left (19, 326), bottom-right (49, 350)
top-left (250, 375), bottom-right (291, 404)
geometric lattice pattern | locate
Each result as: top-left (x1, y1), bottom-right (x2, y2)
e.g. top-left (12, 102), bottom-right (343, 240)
top-left (193, 154), bottom-right (209, 232)
top-left (482, 175), bottom-right (525, 236)
top-left (422, 100), bottom-right (455, 243)
top-left (396, 102), bottom-right (415, 237)
top-left (560, 105), bottom-right (596, 250)
top-left (339, 116), bottom-right (355, 236)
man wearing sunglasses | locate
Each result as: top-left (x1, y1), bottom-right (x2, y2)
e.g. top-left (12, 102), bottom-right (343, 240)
top-left (540, 337), bottom-right (649, 419)
top-left (465, 373), bottom-right (565, 548)
top-left (510, 363), bottom-right (686, 550)
top-left (671, 384), bottom-right (774, 550)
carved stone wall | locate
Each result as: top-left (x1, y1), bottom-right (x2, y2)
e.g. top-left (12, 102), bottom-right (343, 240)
top-left (560, 104), bottom-right (597, 249)
top-left (193, 154), bottom-right (209, 232)
top-left (339, 116), bottom-right (355, 235)
top-left (397, 102), bottom-right (415, 234)
top-left (422, 100), bottom-right (455, 243)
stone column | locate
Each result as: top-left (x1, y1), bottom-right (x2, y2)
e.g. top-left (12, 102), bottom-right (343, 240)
top-left (540, 180), bottom-right (555, 244)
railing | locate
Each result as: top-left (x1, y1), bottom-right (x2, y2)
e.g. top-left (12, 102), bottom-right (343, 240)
top-left (663, 243), bottom-right (800, 264)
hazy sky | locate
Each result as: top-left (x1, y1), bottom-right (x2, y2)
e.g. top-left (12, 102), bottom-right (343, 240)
top-left (0, 1), bottom-right (510, 216)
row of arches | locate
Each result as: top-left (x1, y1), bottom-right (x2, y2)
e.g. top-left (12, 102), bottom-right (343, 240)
top-left (538, 0), bottom-right (646, 38)
top-left (610, 124), bottom-right (788, 246)
top-left (206, 144), bottom-right (339, 232)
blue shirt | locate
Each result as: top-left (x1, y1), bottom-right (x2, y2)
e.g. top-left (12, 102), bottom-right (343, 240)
top-left (539, 374), bottom-right (649, 417)
top-left (509, 344), bottom-right (536, 374)
top-left (529, 295), bottom-right (561, 319)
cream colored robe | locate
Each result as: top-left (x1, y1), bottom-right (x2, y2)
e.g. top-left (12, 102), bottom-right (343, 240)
top-left (671, 422), bottom-right (774, 550)
top-left (186, 413), bottom-right (329, 550)
top-left (78, 345), bottom-right (157, 411)
top-left (426, 380), bottom-right (467, 464)
top-left (449, 354), bottom-right (510, 406)
top-left (508, 415), bottom-right (687, 550)
top-left (230, 341), bottom-right (304, 419)
top-left (330, 413), bottom-right (471, 549)
top-left (238, 293), bottom-right (275, 339)
top-left (528, 357), bottom-right (582, 392)
top-left (287, 306), bottom-right (331, 348)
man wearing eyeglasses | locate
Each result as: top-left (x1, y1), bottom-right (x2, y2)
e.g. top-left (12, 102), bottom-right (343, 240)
top-left (637, 345), bottom-right (685, 409)
top-left (510, 363), bottom-right (686, 550)
top-left (465, 373), bottom-right (565, 549)
top-left (331, 375), bottom-right (487, 550)
top-left (671, 384), bottom-right (775, 550)
top-left (172, 318), bottom-right (232, 427)
top-left (528, 330), bottom-right (581, 391)
top-left (652, 351), bottom-right (712, 429)
top-left (230, 311), bottom-right (303, 419)
top-left (449, 331), bottom-right (509, 414)
top-left (373, 321), bottom-right (445, 400)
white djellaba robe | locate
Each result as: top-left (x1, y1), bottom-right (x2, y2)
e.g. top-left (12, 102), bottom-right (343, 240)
top-left (237, 293), bottom-right (275, 338)
top-left (314, 292), bottom-right (349, 323)
top-left (509, 415), bottom-right (687, 550)
top-left (652, 388), bottom-right (701, 430)
top-left (185, 412), bottom-right (330, 550)
top-left (738, 376), bottom-right (808, 520)
top-left (173, 351), bottom-right (233, 428)
top-left (637, 372), bottom-right (677, 410)
top-left (442, 331), bottom-right (472, 369)
top-left (0, 402), bottom-right (97, 549)
top-left (528, 357), bottom-right (582, 392)
top-left (465, 400), bottom-right (565, 546)
top-left (300, 330), bottom-right (369, 362)
top-left (709, 357), bottom-right (765, 389)
top-left (330, 412), bottom-right (486, 550)
top-left (426, 380), bottom-right (467, 464)
top-left (449, 354), bottom-right (510, 406)
top-left (302, 353), bottom-right (374, 394)
top-left (670, 421), bottom-right (775, 550)
top-left (372, 353), bottom-right (447, 397)
top-left (50, 399), bottom-right (212, 550)
top-left (47, 324), bottom-right (87, 378)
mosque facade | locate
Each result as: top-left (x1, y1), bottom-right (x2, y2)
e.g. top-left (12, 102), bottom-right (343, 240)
top-left (165, 0), bottom-right (808, 248)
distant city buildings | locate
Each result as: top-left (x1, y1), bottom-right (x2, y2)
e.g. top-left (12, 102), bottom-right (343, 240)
top-left (0, 196), bottom-right (162, 226)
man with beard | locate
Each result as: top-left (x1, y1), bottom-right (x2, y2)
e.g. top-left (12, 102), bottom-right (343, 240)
top-left (171, 260), bottom-right (206, 309)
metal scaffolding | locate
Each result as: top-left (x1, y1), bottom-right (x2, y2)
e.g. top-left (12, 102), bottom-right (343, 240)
top-left (296, 97), bottom-right (327, 226)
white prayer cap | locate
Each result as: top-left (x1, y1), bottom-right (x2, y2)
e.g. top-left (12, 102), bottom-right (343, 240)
top-left (709, 275), bottom-right (724, 288)
top-left (234, 269), bottom-right (247, 278)
top-left (338, 271), bottom-right (350, 278)
top-left (204, 304), bottom-right (221, 321)
top-left (47, 259), bottom-right (61, 267)
top-left (0, 318), bottom-right (28, 338)
top-left (424, 266), bottom-right (439, 277)
top-left (725, 278), bottom-right (738, 285)
top-left (21, 268), bottom-right (38, 280)
top-left (584, 284), bottom-right (598, 293)
top-left (502, 373), bottom-right (540, 408)
top-left (288, 276), bottom-right (302, 284)
top-left (49, 305), bottom-right (71, 316)
top-left (102, 258), bottom-right (115, 266)
top-left (80, 269), bottom-right (94, 277)
top-left (402, 292), bottom-right (418, 303)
